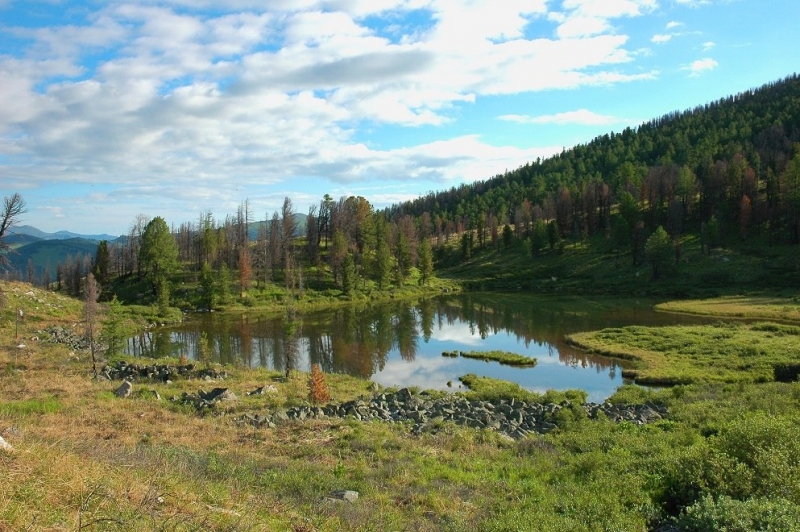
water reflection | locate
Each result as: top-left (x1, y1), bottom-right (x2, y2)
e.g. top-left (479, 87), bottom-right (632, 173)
top-left (125, 293), bottom-right (713, 401)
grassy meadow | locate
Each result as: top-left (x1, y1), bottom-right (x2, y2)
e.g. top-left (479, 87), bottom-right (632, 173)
top-left (3, 280), bottom-right (800, 531)
top-left (655, 296), bottom-right (800, 321)
top-left (567, 322), bottom-right (800, 385)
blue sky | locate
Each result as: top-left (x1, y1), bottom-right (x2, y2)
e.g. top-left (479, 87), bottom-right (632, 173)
top-left (1, 0), bottom-right (799, 236)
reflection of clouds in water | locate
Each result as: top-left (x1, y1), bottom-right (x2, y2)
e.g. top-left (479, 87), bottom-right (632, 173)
top-left (429, 322), bottom-right (485, 346)
top-left (532, 356), bottom-right (561, 365)
top-left (371, 353), bottom-right (462, 391)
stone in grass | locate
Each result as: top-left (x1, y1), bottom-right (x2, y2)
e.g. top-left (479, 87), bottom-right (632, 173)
top-left (200, 388), bottom-right (237, 402)
top-left (246, 385), bottom-right (277, 396)
top-left (0, 435), bottom-right (13, 453)
top-left (115, 380), bottom-right (133, 398)
top-left (326, 490), bottom-right (359, 503)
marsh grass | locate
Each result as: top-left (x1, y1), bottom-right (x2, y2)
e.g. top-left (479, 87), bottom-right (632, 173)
top-left (459, 374), bottom-right (587, 403)
top-left (656, 296), bottom-right (800, 322)
top-left (443, 350), bottom-right (537, 367)
top-left (567, 322), bottom-right (800, 384)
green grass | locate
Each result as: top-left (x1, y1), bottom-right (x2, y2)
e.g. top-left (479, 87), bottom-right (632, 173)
top-left (656, 296), bottom-right (800, 322)
top-left (459, 374), bottom-right (587, 404)
top-left (567, 321), bottom-right (800, 385)
top-left (438, 231), bottom-right (800, 298)
top-left (7, 279), bottom-right (800, 530)
top-left (443, 350), bottom-right (537, 367)
top-left (0, 396), bottom-right (63, 417)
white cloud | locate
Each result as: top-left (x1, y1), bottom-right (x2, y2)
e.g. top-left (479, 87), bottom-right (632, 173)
top-left (665, 20), bottom-right (682, 29)
top-left (554, 0), bottom-right (658, 38)
top-left (1, 0), bottom-right (664, 232)
top-left (36, 206), bottom-right (67, 220)
top-left (427, 0), bottom-right (549, 45)
top-left (652, 33), bottom-right (672, 43)
top-left (702, 40), bottom-right (715, 50)
top-left (499, 109), bottom-right (623, 126)
top-left (684, 57), bottom-right (718, 75)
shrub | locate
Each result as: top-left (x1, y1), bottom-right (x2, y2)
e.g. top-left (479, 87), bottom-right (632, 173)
top-left (308, 364), bottom-right (331, 404)
top-left (675, 495), bottom-right (800, 532)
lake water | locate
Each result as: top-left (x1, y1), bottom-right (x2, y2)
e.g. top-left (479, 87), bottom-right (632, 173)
top-left (125, 293), bottom-right (713, 402)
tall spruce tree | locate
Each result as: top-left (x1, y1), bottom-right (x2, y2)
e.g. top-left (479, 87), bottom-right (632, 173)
top-left (139, 216), bottom-right (178, 296)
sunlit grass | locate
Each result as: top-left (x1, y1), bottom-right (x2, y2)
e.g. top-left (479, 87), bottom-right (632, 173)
top-left (4, 280), bottom-right (800, 530)
top-left (567, 322), bottom-right (800, 385)
top-left (443, 350), bottom-right (537, 367)
top-left (656, 296), bottom-right (800, 322)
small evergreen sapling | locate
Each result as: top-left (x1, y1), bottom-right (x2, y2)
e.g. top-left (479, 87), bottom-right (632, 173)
top-left (307, 364), bottom-right (331, 404)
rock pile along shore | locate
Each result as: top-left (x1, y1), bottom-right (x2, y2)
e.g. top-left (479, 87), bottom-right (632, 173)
top-left (100, 362), bottom-right (668, 440)
top-left (235, 387), bottom-right (668, 440)
top-left (100, 360), bottom-right (228, 382)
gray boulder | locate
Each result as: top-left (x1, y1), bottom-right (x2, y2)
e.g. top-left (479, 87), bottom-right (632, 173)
top-left (115, 380), bottom-right (133, 398)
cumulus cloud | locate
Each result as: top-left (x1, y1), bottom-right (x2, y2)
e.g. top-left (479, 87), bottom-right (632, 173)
top-left (1, 0), bottom-right (663, 232)
top-left (652, 33), bottom-right (672, 43)
top-left (684, 57), bottom-right (718, 75)
top-left (553, 0), bottom-right (658, 38)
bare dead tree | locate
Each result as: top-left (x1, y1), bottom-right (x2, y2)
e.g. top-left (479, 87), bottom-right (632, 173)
top-left (0, 193), bottom-right (27, 270)
top-left (84, 273), bottom-right (100, 379)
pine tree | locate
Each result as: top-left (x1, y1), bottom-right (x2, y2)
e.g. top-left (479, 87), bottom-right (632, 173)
top-left (645, 226), bottom-right (672, 280)
top-left (139, 216), bottom-right (178, 296)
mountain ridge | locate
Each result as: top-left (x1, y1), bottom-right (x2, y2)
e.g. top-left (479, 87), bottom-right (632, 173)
top-left (13, 225), bottom-right (120, 243)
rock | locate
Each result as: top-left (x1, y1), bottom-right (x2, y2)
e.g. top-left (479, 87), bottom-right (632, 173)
top-left (328, 490), bottom-right (359, 503)
top-left (115, 380), bottom-right (133, 398)
top-left (200, 388), bottom-right (236, 402)
top-left (0, 435), bottom-right (13, 453)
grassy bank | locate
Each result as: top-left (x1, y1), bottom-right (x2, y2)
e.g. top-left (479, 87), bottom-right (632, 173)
top-left (567, 322), bottom-right (800, 385)
top-left (656, 296), bottom-right (800, 322)
top-left (438, 232), bottom-right (800, 298)
top-left (4, 280), bottom-right (800, 530)
top-left (443, 350), bottom-right (538, 367)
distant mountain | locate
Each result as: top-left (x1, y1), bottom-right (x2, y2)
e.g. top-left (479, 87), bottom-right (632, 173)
top-left (5, 233), bottom-right (42, 249)
top-left (5, 237), bottom-right (99, 279)
top-left (13, 225), bottom-right (119, 242)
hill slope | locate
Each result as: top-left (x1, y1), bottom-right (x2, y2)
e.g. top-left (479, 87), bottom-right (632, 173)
top-left (6, 238), bottom-right (99, 281)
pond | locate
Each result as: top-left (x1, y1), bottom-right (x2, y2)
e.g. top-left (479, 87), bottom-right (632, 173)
top-left (125, 293), bottom-right (714, 402)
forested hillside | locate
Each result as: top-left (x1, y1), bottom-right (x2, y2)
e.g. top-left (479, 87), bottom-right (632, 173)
top-left (390, 74), bottom-right (800, 252)
top-left (8, 75), bottom-right (800, 302)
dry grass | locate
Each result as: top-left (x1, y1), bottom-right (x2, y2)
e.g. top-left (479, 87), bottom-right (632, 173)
top-left (1, 281), bottom-right (495, 531)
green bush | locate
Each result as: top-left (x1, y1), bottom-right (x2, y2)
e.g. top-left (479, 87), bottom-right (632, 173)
top-left (675, 495), bottom-right (800, 532)
top-left (657, 412), bottom-right (800, 515)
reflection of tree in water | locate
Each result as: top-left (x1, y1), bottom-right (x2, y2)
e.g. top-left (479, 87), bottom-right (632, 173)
top-left (307, 332), bottom-right (334, 373)
top-left (125, 293), bottom-right (685, 378)
top-left (125, 328), bottom-right (183, 359)
top-left (217, 319), bottom-right (235, 365)
top-left (418, 298), bottom-right (435, 342)
top-left (239, 314), bottom-right (253, 368)
top-left (394, 303), bottom-right (418, 361)
top-left (283, 304), bottom-right (300, 379)
top-left (431, 293), bottom-right (640, 372)
top-left (327, 305), bottom-right (390, 378)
